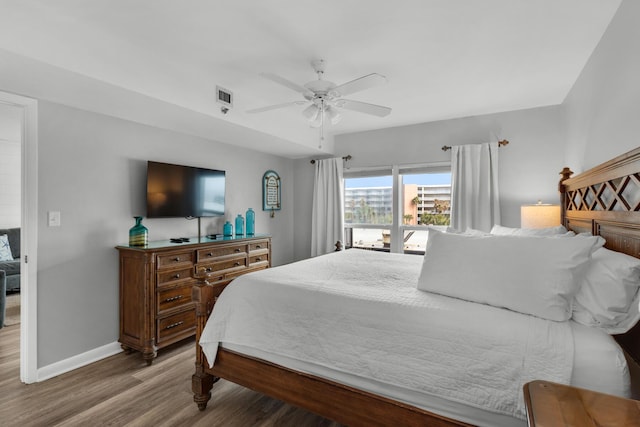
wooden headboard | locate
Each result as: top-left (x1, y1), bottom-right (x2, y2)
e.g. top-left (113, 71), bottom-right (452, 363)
top-left (559, 146), bottom-right (640, 370)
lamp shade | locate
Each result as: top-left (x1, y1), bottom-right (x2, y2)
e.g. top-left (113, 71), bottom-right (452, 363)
top-left (520, 202), bottom-right (561, 229)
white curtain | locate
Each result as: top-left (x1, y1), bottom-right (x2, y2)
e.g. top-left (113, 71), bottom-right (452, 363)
top-left (311, 158), bottom-right (345, 257)
top-left (450, 143), bottom-right (500, 232)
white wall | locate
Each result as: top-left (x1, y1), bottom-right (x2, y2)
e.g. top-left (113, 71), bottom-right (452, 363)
top-left (0, 103), bottom-right (22, 228)
top-left (293, 105), bottom-right (565, 260)
top-left (563, 0), bottom-right (640, 171)
top-left (36, 101), bottom-right (295, 367)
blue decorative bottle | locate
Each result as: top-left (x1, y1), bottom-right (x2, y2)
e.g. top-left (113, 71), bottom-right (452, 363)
top-left (246, 208), bottom-right (255, 235)
top-left (223, 221), bottom-right (233, 237)
top-left (235, 214), bottom-right (244, 236)
top-left (129, 216), bottom-right (148, 246)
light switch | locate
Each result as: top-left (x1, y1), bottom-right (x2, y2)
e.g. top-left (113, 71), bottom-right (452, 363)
top-left (48, 211), bottom-right (61, 227)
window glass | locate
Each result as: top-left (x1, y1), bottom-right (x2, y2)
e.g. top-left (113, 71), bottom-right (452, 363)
top-left (401, 172), bottom-right (451, 227)
top-left (347, 227), bottom-right (390, 251)
top-left (344, 175), bottom-right (393, 225)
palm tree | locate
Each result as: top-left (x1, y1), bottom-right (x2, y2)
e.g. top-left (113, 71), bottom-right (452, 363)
top-left (410, 196), bottom-right (421, 225)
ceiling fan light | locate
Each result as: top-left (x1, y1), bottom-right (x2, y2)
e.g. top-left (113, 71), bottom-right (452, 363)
top-left (302, 104), bottom-right (318, 119)
top-left (308, 108), bottom-right (322, 127)
top-left (327, 106), bottom-right (341, 124)
top-left (310, 116), bottom-right (322, 128)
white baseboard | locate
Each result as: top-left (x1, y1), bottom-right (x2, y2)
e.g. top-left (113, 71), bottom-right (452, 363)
top-left (37, 341), bottom-right (122, 382)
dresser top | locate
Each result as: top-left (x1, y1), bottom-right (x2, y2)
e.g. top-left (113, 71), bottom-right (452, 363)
top-left (116, 233), bottom-right (271, 251)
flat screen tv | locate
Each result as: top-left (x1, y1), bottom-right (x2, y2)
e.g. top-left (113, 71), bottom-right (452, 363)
top-left (146, 161), bottom-right (225, 218)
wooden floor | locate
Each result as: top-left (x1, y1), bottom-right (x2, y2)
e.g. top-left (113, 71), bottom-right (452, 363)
top-left (0, 325), bottom-right (341, 426)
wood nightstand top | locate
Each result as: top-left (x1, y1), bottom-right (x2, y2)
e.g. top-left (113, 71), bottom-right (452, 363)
top-left (523, 380), bottom-right (640, 426)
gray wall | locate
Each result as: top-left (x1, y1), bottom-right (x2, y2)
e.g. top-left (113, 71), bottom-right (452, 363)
top-left (36, 101), bottom-right (295, 367)
top-left (563, 0), bottom-right (640, 171)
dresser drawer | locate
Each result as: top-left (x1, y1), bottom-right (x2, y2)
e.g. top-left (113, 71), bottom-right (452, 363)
top-left (157, 267), bottom-right (194, 287)
top-left (248, 253), bottom-right (269, 267)
top-left (196, 257), bottom-right (246, 275)
top-left (198, 244), bottom-right (246, 260)
top-left (157, 310), bottom-right (196, 344)
top-left (198, 271), bottom-right (226, 284)
top-left (249, 240), bottom-right (269, 251)
top-left (157, 251), bottom-right (195, 270)
top-left (157, 284), bottom-right (193, 313)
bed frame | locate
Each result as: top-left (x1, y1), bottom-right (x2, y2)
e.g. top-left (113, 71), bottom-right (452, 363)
top-left (191, 147), bottom-right (640, 426)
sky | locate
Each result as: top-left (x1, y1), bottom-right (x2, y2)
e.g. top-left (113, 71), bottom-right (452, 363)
top-left (345, 173), bottom-right (451, 188)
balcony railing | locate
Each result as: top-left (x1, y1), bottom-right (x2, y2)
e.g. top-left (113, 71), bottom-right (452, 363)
top-left (344, 225), bottom-right (447, 255)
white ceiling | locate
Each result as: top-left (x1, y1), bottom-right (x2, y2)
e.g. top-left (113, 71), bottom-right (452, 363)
top-left (0, 0), bottom-right (622, 158)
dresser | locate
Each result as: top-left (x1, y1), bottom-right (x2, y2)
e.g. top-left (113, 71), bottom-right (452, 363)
top-left (116, 234), bottom-right (271, 364)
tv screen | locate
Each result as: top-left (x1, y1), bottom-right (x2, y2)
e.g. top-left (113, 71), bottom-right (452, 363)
top-left (146, 161), bottom-right (225, 218)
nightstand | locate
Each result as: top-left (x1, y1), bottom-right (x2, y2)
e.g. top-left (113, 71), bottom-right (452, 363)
top-left (523, 380), bottom-right (640, 426)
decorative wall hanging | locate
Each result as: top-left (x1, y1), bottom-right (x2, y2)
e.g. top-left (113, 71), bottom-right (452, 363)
top-left (263, 170), bottom-right (281, 217)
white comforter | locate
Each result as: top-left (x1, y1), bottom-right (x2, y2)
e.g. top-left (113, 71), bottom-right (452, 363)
top-left (200, 250), bottom-right (574, 420)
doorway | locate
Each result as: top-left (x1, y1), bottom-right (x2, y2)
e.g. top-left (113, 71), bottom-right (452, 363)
top-left (0, 104), bottom-right (22, 328)
top-left (0, 91), bottom-right (38, 383)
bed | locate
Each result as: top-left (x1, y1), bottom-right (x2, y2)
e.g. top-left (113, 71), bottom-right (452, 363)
top-left (191, 147), bottom-right (640, 426)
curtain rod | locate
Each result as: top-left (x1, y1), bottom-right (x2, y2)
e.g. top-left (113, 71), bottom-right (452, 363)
top-left (441, 139), bottom-right (510, 152)
top-left (310, 155), bottom-right (352, 164)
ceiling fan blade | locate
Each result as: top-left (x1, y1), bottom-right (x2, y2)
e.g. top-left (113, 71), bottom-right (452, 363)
top-left (331, 73), bottom-right (387, 97)
top-left (335, 99), bottom-right (392, 117)
top-left (260, 72), bottom-right (314, 97)
top-left (246, 101), bottom-right (307, 114)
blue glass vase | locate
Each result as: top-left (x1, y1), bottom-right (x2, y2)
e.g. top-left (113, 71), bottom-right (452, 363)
top-left (235, 214), bottom-right (244, 236)
top-left (246, 208), bottom-right (255, 235)
top-left (223, 221), bottom-right (233, 237)
top-left (129, 216), bottom-right (148, 246)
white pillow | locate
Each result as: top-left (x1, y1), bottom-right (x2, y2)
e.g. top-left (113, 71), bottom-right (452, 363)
top-left (572, 248), bottom-right (640, 334)
top-left (490, 224), bottom-right (568, 236)
top-left (445, 227), bottom-right (489, 236)
top-left (417, 228), bottom-right (602, 321)
top-left (0, 234), bottom-right (13, 261)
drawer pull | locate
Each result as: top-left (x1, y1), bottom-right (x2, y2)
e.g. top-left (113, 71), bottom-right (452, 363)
top-left (234, 262), bottom-right (241, 267)
top-left (173, 273), bottom-right (181, 279)
top-left (165, 321), bottom-right (184, 330)
top-left (256, 245), bottom-right (262, 249)
top-left (205, 267), bottom-right (213, 272)
top-left (235, 248), bottom-right (241, 252)
top-left (173, 257), bottom-right (181, 262)
top-left (207, 252), bottom-right (213, 257)
top-left (256, 257), bottom-right (262, 261)
top-left (164, 295), bottom-right (183, 303)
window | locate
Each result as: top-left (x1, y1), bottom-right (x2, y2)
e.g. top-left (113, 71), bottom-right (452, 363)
top-left (344, 164), bottom-right (451, 255)
top-left (400, 169), bottom-right (451, 255)
top-left (344, 173), bottom-right (393, 251)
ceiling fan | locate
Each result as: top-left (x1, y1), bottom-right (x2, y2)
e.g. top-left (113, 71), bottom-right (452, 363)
top-left (247, 60), bottom-right (391, 147)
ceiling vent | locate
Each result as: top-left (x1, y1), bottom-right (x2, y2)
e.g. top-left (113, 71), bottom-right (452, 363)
top-left (216, 86), bottom-right (233, 110)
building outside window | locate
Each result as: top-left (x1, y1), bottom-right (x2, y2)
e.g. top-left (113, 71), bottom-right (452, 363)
top-left (344, 165), bottom-right (451, 255)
